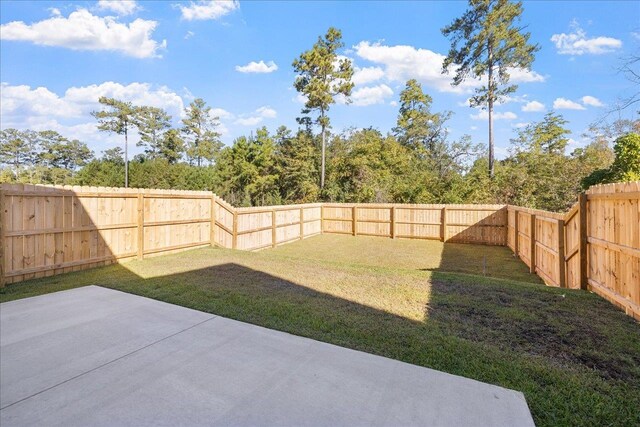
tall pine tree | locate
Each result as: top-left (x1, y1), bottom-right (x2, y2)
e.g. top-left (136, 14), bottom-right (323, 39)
top-left (293, 27), bottom-right (354, 189)
top-left (442, 0), bottom-right (538, 178)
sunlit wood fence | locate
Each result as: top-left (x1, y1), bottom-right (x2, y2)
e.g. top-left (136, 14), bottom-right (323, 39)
top-left (1, 182), bottom-right (638, 319)
top-left (507, 182), bottom-right (639, 319)
top-left (321, 203), bottom-right (507, 245)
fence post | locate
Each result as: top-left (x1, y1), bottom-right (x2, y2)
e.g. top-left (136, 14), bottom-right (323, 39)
top-left (232, 211), bottom-right (238, 250)
top-left (579, 193), bottom-right (588, 290)
top-left (137, 192), bottom-right (144, 260)
top-left (352, 205), bottom-right (357, 236)
top-left (530, 214), bottom-right (536, 274)
top-left (441, 207), bottom-right (447, 242)
top-left (557, 219), bottom-right (566, 287)
top-left (514, 209), bottom-right (519, 257)
top-left (299, 206), bottom-right (304, 240)
top-left (210, 194), bottom-right (217, 247)
top-left (272, 208), bottom-right (277, 248)
top-left (391, 206), bottom-right (396, 239)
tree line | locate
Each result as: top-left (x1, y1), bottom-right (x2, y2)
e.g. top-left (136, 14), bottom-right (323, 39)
top-left (1, 77), bottom-right (637, 212)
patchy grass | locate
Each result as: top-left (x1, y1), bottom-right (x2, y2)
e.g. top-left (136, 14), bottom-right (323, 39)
top-left (1, 234), bottom-right (639, 427)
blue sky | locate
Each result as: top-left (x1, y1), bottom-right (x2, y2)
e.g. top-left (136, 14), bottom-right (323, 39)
top-left (1, 0), bottom-right (638, 159)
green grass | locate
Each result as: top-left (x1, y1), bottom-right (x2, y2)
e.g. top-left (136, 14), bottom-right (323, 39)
top-left (2, 234), bottom-right (639, 426)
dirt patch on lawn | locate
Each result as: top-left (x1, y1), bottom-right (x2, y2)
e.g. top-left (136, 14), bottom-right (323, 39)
top-left (428, 279), bottom-right (640, 383)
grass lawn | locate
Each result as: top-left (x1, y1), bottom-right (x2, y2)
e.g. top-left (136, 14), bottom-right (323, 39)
top-left (2, 234), bottom-right (639, 426)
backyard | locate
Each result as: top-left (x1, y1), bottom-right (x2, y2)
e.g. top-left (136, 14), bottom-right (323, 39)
top-left (1, 234), bottom-right (639, 426)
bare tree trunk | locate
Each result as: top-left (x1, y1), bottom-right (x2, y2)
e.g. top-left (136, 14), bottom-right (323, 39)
top-left (320, 108), bottom-right (326, 189)
top-left (487, 42), bottom-right (494, 179)
top-left (321, 125), bottom-right (326, 189)
top-left (197, 121), bottom-right (202, 168)
top-left (125, 127), bottom-right (129, 188)
top-left (488, 97), bottom-right (494, 178)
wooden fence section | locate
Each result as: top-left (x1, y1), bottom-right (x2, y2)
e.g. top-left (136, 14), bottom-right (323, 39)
top-left (232, 204), bottom-right (323, 251)
top-left (507, 206), bottom-right (566, 288)
top-left (507, 182), bottom-right (639, 320)
top-left (322, 204), bottom-right (507, 245)
top-left (0, 184), bottom-right (213, 284)
top-left (585, 182), bottom-right (639, 319)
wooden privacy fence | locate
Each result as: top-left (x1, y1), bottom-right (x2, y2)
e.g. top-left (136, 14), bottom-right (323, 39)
top-left (1, 182), bottom-right (638, 319)
top-left (507, 182), bottom-right (640, 320)
top-left (322, 203), bottom-right (507, 245)
top-left (0, 184), bottom-right (507, 283)
top-left (0, 184), bottom-right (214, 284)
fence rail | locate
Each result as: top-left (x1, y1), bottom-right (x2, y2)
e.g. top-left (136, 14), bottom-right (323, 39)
top-left (1, 182), bottom-right (638, 320)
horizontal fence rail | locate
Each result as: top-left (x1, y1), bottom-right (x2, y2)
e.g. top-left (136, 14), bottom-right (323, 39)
top-left (1, 182), bottom-right (638, 320)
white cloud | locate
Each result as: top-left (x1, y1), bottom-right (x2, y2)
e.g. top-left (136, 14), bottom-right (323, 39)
top-left (0, 9), bottom-right (165, 58)
top-left (522, 101), bottom-right (545, 112)
top-left (513, 122), bottom-right (529, 129)
top-left (256, 106), bottom-right (277, 118)
top-left (551, 21), bottom-right (622, 55)
top-left (1, 81), bottom-right (185, 127)
top-left (553, 97), bottom-right (586, 110)
top-left (461, 94), bottom-right (531, 108)
top-left (178, 0), bottom-right (239, 21)
top-left (0, 81), bottom-right (191, 152)
top-left (235, 60), bottom-right (278, 74)
top-left (581, 95), bottom-right (604, 107)
top-left (353, 41), bottom-right (469, 93)
top-left (48, 7), bottom-right (61, 17)
top-left (97, 0), bottom-right (140, 16)
top-left (0, 83), bottom-right (79, 118)
top-left (181, 87), bottom-right (195, 101)
top-left (389, 101), bottom-right (398, 107)
top-left (184, 31), bottom-right (195, 40)
top-left (234, 106), bottom-right (277, 126)
top-left (234, 116), bottom-right (263, 126)
top-left (348, 84), bottom-right (394, 106)
top-left (293, 93), bottom-right (308, 104)
top-left (470, 111), bottom-right (517, 121)
top-left (66, 82), bottom-right (184, 116)
top-left (353, 41), bottom-right (545, 94)
top-left (210, 108), bottom-right (233, 120)
top-left (352, 66), bottom-right (385, 85)
top-left (506, 68), bottom-right (545, 83)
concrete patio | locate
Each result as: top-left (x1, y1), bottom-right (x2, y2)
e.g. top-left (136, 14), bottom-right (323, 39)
top-left (1, 286), bottom-right (534, 426)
